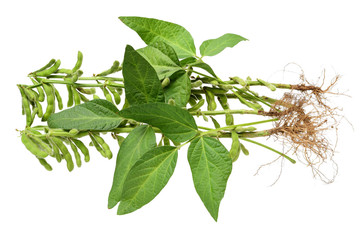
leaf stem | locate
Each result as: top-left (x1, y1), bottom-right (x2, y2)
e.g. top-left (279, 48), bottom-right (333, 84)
top-left (241, 138), bottom-right (296, 164)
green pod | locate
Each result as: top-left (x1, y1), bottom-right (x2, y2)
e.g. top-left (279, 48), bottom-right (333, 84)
top-left (102, 86), bottom-right (113, 103)
top-left (188, 99), bottom-right (205, 112)
top-left (210, 80), bottom-right (219, 86)
top-left (231, 76), bottom-right (246, 86)
top-left (51, 137), bottom-right (74, 171)
top-left (72, 51), bottom-right (83, 72)
top-left (188, 95), bottom-right (197, 107)
top-left (93, 134), bottom-right (112, 159)
top-left (93, 94), bottom-right (100, 100)
top-left (30, 79), bottom-right (45, 102)
top-left (89, 134), bottom-right (106, 158)
top-left (69, 129), bottom-right (79, 136)
top-left (240, 143), bottom-right (249, 156)
top-left (32, 59), bottom-right (56, 73)
top-left (210, 116), bottom-right (221, 129)
top-left (235, 126), bottom-right (257, 133)
top-left (72, 86), bottom-right (81, 105)
top-left (53, 86), bottom-right (63, 110)
top-left (23, 96), bottom-right (32, 127)
top-left (107, 86), bottom-right (121, 104)
top-left (24, 87), bottom-right (38, 103)
top-left (77, 87), bottom-right (96, 95)
top-left (206, 88), bottom-right (227, 95)
top-left (48, 137), bottom-right (62, 162)
top-left (35, 59), bottom-right (61, 77)
top-left (217, 94), bottom-right (229, 109)
top-left (37, 158), bottom-right (53, 171)
top-left (31, 136), bottom-right (53, 156)
top-left (204, 88), bottom-right (216, 111)
top-left (41, 83), bottom-right (55, 121)
top-left (225, 113), bottom-right (234, 126)
top-left (97, 60), bottom-right (120, 76)
top-left (66, 85), bottom-right (74, 107)
top-left (72, 139), bottom-right (90, 162)
top-left (218, 84), bottom-right (233, 91)
top-left (191, 80), bottom-right (202, 88)
top-left (230, 130), bottom-right (241, 162)
top-left (161, 77), bottom-right (171, 88)
top-left (21, 134), bottom-right (48, 158)
top-left (69, 140), bottom-right (82, 168)
top-left (115, 87), bottom-right (123, 95)
top-left (79, 92), bottom-right (89, 102)
top-left (257, 78), bottom-right (276, 91)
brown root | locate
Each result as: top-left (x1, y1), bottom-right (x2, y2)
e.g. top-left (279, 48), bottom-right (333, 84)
top-left (263, 71), bottom-right (342, 183)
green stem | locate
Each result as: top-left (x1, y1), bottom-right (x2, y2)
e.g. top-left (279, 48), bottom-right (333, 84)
top-left (241, 138), bottom-right (296, 164)
top-left (27, 79), bottom-right (124, 89)
top-left (200, 118), bottom-right (278, 136)
top-left (190, 109), bottom-right (259, 116)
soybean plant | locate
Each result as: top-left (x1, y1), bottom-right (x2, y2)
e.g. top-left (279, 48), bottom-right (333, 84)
top-left (17, 16), bottom-right (341, 221)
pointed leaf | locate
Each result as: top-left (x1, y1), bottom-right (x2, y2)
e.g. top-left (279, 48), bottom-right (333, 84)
top-left (200, 33), bottom-right (247, 57)
top-left (187, 136), bottom-right (232, 221)
top-left (119, 16), bottom-right (196, 58)
top-left (47, 99), bottom-right (122, 130)
top-left (108, 125), bottom-right (156, 209)
top-left (117, 146), bottom-right (178, 215)
top-left (118, 102), bottom-right (198, 143)
top-left (137, 45), bottom-right (183, 79)
top-left (123, 45), bottom-right (164, 106)
top-left (150, 41), bottom-right (180, 65)
top-left (190, 62), bottom-right (217, 78)
top-left (164, 72), bottom-right (191, 108)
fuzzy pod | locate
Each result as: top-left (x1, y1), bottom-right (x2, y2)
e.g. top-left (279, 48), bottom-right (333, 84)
top-left (188, 99), bottom-right (205, 112)
top-left (37, 158), bottom-right (53, 171)
top-left (72, 51), bottom-right (83, 72)
top-left (21, 134), bottom-right (48, 158)
top-left (72, 139), bottom-right (90, 162)
top-left (69, 140), bottom-right (82, 168)
top-left (204, 88), bottom-right (217, 111)
top-left (41, 83), bottom-right (55, 121)
top-left (51, 137), bottom-right (74, 171)
top-left (35, 59), bottom-right (61, 77)
top-left (231, 76), bottom-right (246, 86)
top-left (107, 86), bottom-right (121, 104)
top-left (32, 59), bottom-right (56, 74)
top-left (230, 130), bottom-right (241, 162)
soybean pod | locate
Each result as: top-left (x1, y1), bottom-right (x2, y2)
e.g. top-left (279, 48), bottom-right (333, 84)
top-left (37, 158), bottom-right (53, 171)
top-left (32, 59), bottom-right (56, 74)
top-left (107, 85), bottom-right (121, 104)
top-left (72, 51), bottom-right (83, 72)
top-left (31, 136), bottom-right (53, 156)
top-left (97, 60), bottom-right (120, 76)
top-left (21, 134), bottom-right (48, 158)
top-left (92, 134), bottom-right (112, 159)
top-left (35, 59), bottom-right (61, 77)
top-left (77, 87), bottom-right (96, 95)
top-left (48, 137), bottom-right (62, 162)
top-left (66, 85), bottom-right (74, 107)
top-left (72, 139), bottom-right (90, 162)
top-left (42, 83), bottom-right (55, 121)
top-left (204, 87), bottom-right (217, 111)
top-left (240, 143), bottom-right (249, 156)
top-left (71, 86), bottom-right (81, 105)
top-left (79, 92), bottom-right (89, 102)
top-left (188, 99), bottom-right (205, 112)
top-left (30, 78), bottom-right (45, 102)
top-left (229, 130), bottom-right (241, 162)
top-left (69, 140), bottom-right (82, 167)
top-left (89, 134), bottom-right (106, 158)
top-left (53, 86), bottom-right (63, 110)
top-left (102, 86), bottom-right (113, 103)
top-left (51, 137), bottom-right (74, 171)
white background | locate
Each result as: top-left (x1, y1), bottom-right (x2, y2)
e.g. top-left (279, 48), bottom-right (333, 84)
top-left (0, 0), bottom-right (359, 239)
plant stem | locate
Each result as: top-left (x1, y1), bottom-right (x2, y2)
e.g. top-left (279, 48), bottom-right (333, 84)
top-left (241, 138), bottom-right (296, 164)
top-left (27, 79), bottom-right (124, 89)
top-left (190, 109), bottom-right (259, 116)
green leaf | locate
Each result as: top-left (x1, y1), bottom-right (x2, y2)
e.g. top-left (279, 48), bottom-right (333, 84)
top-left (117, 146), bottom-right (178, 215)
top-left (47, 99), bottom-right (122, 130)
top-left (118, 102), bottom-right (198, 143)
top-left (119, 16), bottom-right (196, 58)
top-left (164, 72), bottom-right (191, 108)
top-left (123, 45), bottom-right (165, 106)
top-left (200, 33), bottom-right (247, 57)
top-left (187, 136), bottom-right (233, 221)
top-left (108, 125), bottom-right (156, 209)
top-left (179, 57), bottom-right (197, 67)
top-left (137, 45), bottom-right (183, 80)
top-left (190, 62), bottom-right (218, 78)
top-left (150, 41), bottom-right (180, 65)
